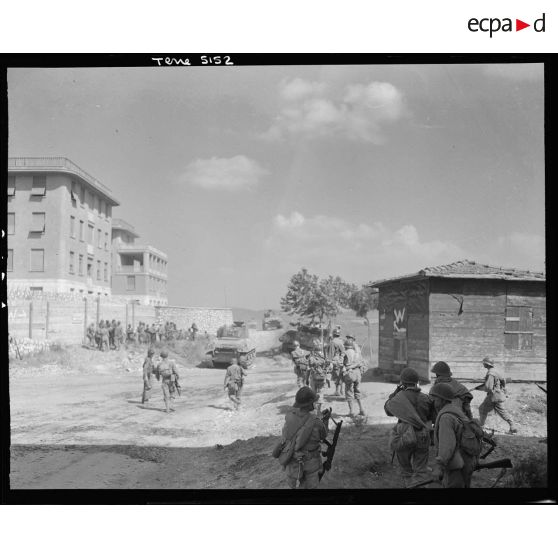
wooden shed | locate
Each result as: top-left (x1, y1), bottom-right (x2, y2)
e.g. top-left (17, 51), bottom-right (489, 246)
top-left (369, 260), bottom-right (546, 382)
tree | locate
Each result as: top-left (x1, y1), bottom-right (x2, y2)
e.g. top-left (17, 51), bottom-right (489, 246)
top-left (280, 268), bottom-right (357, 348)
top-left (349, 286), bottom-right (379, 362)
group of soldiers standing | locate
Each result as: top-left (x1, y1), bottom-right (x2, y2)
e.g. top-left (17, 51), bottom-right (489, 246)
top-left (290, 330), bottom-right (366, 419)
top-left (126, 321), bottom-right (202, 344)
top-left (385, 356), bottom-right (517, 489)
top-left (86, 320), bottom-right (125, 351)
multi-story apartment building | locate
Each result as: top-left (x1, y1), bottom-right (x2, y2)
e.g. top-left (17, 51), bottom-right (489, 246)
top-left (111, 218), bottom-right (168, 306)
top-left (7, 157), bottom-right (119, 295)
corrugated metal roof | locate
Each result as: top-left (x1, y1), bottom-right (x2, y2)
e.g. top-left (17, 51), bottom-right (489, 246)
top-left (369, 260), bottom-right (545, 287)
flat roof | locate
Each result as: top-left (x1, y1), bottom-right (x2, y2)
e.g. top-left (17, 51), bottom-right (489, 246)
top-left (8, 156), bottom-right (120, 206)
top-left (369, 259), bottom-right (545, 287)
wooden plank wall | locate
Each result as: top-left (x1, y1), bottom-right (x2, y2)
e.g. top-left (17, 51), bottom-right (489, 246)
top-left (429, 279), bottom-right (546, 381)
top-left (377, 280), bottom-right (429, 380)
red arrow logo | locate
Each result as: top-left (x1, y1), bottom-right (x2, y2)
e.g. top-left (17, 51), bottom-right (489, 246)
top-left (516, 19), bottom-right (530, 31)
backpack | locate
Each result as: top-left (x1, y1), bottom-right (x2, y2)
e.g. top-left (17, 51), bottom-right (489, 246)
top-left (442, 411), bottom-right (484, 458)
top-left (389, 421), bottom-right (430, 452)
top-left (272, 413), bottom-right (314, 467)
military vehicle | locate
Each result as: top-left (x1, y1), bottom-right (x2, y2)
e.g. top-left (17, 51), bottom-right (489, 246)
top-left (279, 324), bottom-right (327, 353)
top-left (211, 321), bottom-right (257, 368)
top-left (262, 310), bottom-right (283, 331)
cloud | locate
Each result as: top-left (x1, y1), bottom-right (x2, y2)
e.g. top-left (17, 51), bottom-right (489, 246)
top-left (180, 156), bottom-right (268, 192)
top-left (264, 78), bottom-right (406, 143)
top-left (268, 212), bottom-right (466, 282)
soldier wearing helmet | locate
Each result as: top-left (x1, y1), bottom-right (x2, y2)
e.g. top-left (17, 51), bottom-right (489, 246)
top-left (384, 367), bottom-right (435, 487)
top-left (430, 382), bottom-right (477, 488)
top-left (429, 361), bottom-right (473, 420)
top-left (328, 329), bottom-right (346, 397)
top-left (141, 347), bottom-right (156, 406)
top-left (342, 334), bottom-right (366, 419)
top-left (156, 349), bottom-right (180, 413)
top-left (223, 357), bottom-right (247, 411)
top-left (477, 356), bottom-right (517, 434)
top-left (279, 387), bottom-right (327, 489)
top-left (290, 339), bottom-right (309, 388)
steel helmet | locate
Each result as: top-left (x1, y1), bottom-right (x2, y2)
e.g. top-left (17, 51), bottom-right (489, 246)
top-left (400, 367), bottom-right (419, 384)
top-left (147, 348), bottom-right (155, 356)
top-left (482, 356), bottom-right (494, 367)
top-left (293, 386), bottom-right (318, 408)
top-left (430, 383), bottom-right (455, 402)
top-left (431, 361), bottom-right (452, 377)
top-left (160, 350), bottom-right (169, 358)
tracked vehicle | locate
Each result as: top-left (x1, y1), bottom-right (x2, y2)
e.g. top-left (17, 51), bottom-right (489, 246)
top-left (262, 310), bottom-right (283, 331)
top-left (212, 321), bottom-right (257, 368)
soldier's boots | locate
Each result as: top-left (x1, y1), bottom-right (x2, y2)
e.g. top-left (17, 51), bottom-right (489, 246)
top-left (508, 422), bottom-right (518, 434)
top-left (357, 399), bottom-right (366, 416)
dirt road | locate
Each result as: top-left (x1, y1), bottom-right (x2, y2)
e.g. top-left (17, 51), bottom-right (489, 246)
top-left (9, 345), bottom-right (547, 489)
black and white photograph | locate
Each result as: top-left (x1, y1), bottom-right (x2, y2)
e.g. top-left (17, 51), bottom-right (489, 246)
top-left (3, 57), bottom-right (550, 501)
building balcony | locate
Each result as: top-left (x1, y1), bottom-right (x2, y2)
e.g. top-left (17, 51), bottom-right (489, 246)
top-left (119, 265), bottom-right (144, 273)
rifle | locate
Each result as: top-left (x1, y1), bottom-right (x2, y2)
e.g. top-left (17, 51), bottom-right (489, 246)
top-left (481, 430), bottom-right (497, 460)
top-left (536, 384), bottom-right (547, 394)
top-left (467, 382), bottom-right (486, 393)
top-left (319, 408), bottom-right (343, 481)
top-left (407, 458), bottom-right (513, 489)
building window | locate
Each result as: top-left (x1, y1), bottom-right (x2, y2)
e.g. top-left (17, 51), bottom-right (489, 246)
top-left (127, 276), bottom-right (136, 291)
top-left (70, 216), bottom-right (76, 238)
top-left (97, 196), bottom-right (102, 214)
top-left (88, 224), bottom-right (94, 244)
top-left (97, 260), bottom-right (101, 280)
top-left (106, 205), bottom-right (112, 219)
top-left (8, 213), bottom-right (15, 235)
top-left (29, 286), bottom-right (43, 293)
top-left (80, 184), bottom-right (85, 205)
top-left (79, 220), bottom-right (85, 241)
top-left (31, 212), bottom-right (46, 233)
top-left (31, 175), bottom-right (47, 196)
top-left (98, 228), bottom-right (103, 248)
top-left (87, 260), bottom-right (93, 278)
top-left (8, 175), bottom-right (15, 196)
top-left (70, 181), bottom-right (77, 204)
top-left (100, 199), bottom-right (105, 218)
top-left (29, 249), bottom-right (45, 272)
top-left (7, 249), bottom-right (13, 272)
top-left (69, 251), bottom-right (75, 274)
top-left (104, 262), bottom-right (108, 281)
top-left (105, 232), bottom-right (109, 250)
top-left (78, 254), bottom-right (84, 275)
top-left (505, 306), bottom-right (533, 350)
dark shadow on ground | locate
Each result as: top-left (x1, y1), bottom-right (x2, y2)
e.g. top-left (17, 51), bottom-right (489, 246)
top-left (136, 405), bottom-right (166, 412)
top-left (207, 404), bottom-right (234, 412)
top-left (261, 393), bottom-right (291, 406)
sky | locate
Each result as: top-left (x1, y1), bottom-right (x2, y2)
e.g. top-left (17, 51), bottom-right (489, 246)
top-left (8, 63), bottom-right (545, 308)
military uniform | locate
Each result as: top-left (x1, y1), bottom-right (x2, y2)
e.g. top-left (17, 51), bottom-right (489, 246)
top-left (434, 400), bottom-right (477, 488)
top-left (307, 352), bottom-right (328, 414)
top-left (141, 352), bottom-right (154, 404)
top-left (282, 406), bottom-right (327, 489)
top-left (224, 363), bottom-right (247, 410)
top-left (100, 323), bottom-right (109, 351)
top-left (478, 366), bottom-right (515, 432)
top-left (343, 345), bottom-right (365, 417)
top-left (291, 346), bottom-right (309, 388)
top-left (157, 356), bottom-right (179, 413)
top-left (86, 323), bottom-right (96, 347)
top-left (328, 335), bottom-right (346, 396)
top-left (385, 376), bottom-right (435, 487)
top-left (431, 377), bottom-right (473, 419)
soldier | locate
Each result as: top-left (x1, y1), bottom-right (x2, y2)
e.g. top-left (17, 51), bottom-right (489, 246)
top-left (342, 337), bottom-right (366, 418)
top-left (141, 348), bottom-right (155, 405)
top-left (95, 321), bottom-right (103, 350)
top-left (307, 350), bottom-right (329, 415)
top-left (430, 361), bottom-right (473, 419)
top-left (384, 367), bottom-right (435, 487)
top-left (114, 321), bottom-right (124, 350)
top-left (328, 330), bottom-right (346, 396)
top-left (126, 324), bottom-right (136, 343)
top-left (156, 349), bottom-right (179, 413)
top-left (191, 322), bottom-right (199, 341)
top-left (477, 356), bottom-right (517, 434)
top-left (346, 334), bottom-right (362, 359)
top-left (223, 357), bottom-right (247, 410)
top-left (86, 322), bottom-right (96, 347)
top-left (290, 340), bottom-right (309, 388)
top-left (99, 321), bottom-right (109, 352)
top-left (430, 382), bottom-right (479, 488)
top-left (280, 387), bottom-right (328, 489)
top-left (108, 319), bottom-right (116, 349)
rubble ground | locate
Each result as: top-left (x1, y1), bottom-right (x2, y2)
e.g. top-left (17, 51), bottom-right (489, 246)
top-left (9, 344), bottom-right (547, 489)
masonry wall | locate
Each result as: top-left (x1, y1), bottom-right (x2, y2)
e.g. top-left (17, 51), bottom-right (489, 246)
top-left (155, 306), bottom-right (234, 335)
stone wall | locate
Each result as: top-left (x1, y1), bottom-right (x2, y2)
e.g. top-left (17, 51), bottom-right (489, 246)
top-left (155, 306), bottom-right (234, 335)
top-left (9, 337), bottom-right (54, 359)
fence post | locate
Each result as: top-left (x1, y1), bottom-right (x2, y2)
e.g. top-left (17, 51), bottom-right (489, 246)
top-left (29, 301), bottom-right (33, 339)
top-left (96, 296), bottom-right (100, 324)
top-left (45, 301), bottom-right (50, 340)
top-left (84, 298), bottom-right (88, 344)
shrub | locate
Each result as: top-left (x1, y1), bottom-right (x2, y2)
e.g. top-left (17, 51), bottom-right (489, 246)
top-left (506, 448), bottom-right (547, 488)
